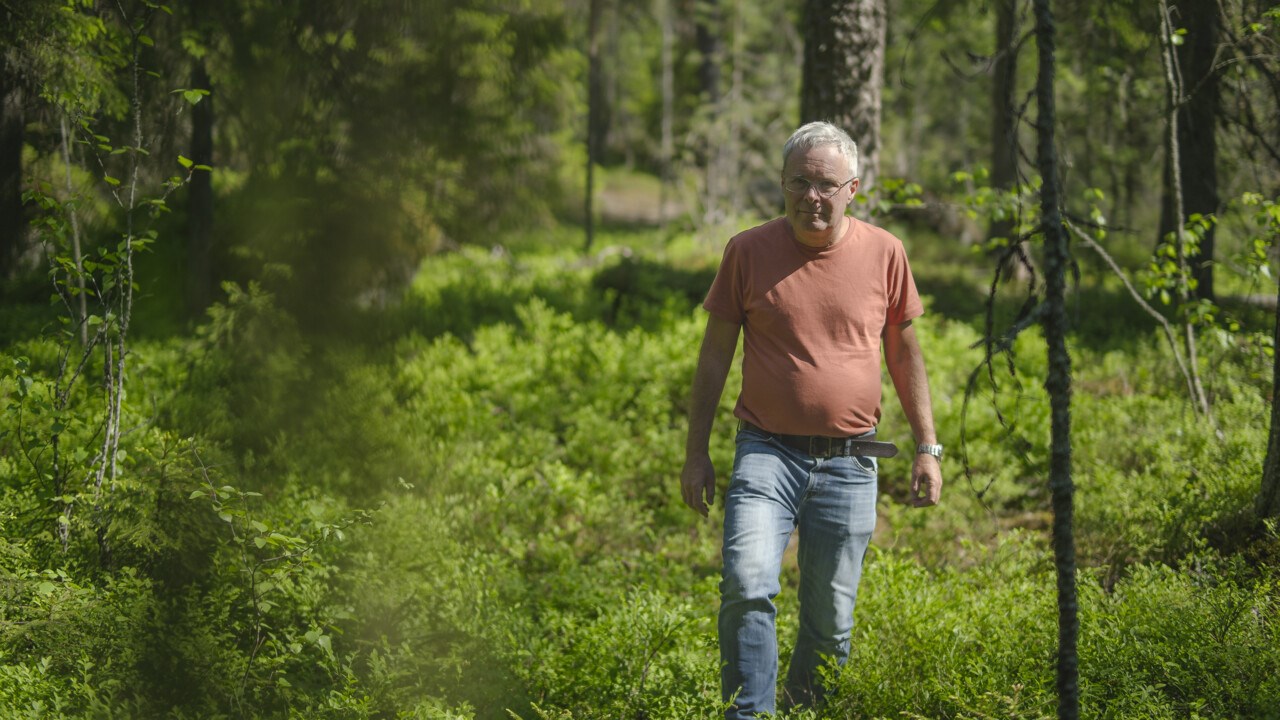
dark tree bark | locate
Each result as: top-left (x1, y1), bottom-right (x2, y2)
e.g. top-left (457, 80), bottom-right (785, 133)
top-left (1033, 1), bottom-right (1079, 718)
top-left (800, 0), bottom-right (886, 198)
top-left (1260, 275), bottom-right (1280, 520)
top-left (989, 0), bottom-right (1020, 243)
top-left (187, 59), bottom-right (214, 316)
top-left (1158, 0), bottom-right (1221, 301)
top-left (0, 54), bottom-right (24, 279)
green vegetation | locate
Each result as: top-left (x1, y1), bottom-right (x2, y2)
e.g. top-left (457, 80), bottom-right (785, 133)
top-left (2, 0), bottom-right (1278, 717)
top-left (3, 229), bottom-right (1278, 717)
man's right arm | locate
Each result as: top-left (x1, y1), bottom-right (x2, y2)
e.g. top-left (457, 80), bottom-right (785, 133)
top-left (681, 313), bottom-right (741, 517)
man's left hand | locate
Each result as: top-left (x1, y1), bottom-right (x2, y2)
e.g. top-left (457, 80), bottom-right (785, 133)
top-left (910, 454), bottom-right (942, 507)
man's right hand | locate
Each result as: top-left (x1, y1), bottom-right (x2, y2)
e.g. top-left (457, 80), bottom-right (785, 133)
top-left (680, 452), bottom-right (717, 518)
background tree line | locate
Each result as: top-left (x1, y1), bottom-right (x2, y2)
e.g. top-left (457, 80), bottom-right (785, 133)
top-left (3, 1), bottom-right (1277, 304)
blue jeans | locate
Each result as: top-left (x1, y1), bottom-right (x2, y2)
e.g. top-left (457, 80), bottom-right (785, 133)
top-left (719, 426), bottom-right (878, 718)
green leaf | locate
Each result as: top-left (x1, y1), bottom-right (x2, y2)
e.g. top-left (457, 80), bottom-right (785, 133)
top-left (103, 175), bottom-right (120, 186)
top-left (189, 490), bottom-right (207, 499)
top-left (138, 34), bottom-right (154, 47)
top-left (177, 155), bottom-right (193, 169)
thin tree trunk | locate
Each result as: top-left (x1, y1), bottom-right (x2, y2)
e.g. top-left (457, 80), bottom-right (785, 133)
top-left (1161, 0), bottom-right (1221, 301)
top-left (989, 0), bottom-right (1019, 243)
top-left (1180, 0), bottom-right (1220, 301)
top-left (725, 0), bottom-right (742, 218)
top-left (58, 115), bottom-right (89, 347)
top-left (187, 60), bottom-right (214, 317)
top-left (659, 0), bottom-right (674, 228)
top-left (1260, 270), bottom-right (1280, 519)
top-left (584, 0), bottom-right (603, 252)
top-left (1033, 1), bottom-right (1079, 717)
top-left (0, 55), bottom-right (23, 278)
top-left (800, 0), bottom-right (885, 204)
top-left (1159, 0), bottom-right (1213, 421)
top-left (696, 0), bottom-right (723, 227)
top-left (695, 0), bottom-right (721, 106)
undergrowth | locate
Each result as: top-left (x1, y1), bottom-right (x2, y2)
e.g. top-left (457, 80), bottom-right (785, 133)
top-left (1, 238), bottom-right (1277, 718)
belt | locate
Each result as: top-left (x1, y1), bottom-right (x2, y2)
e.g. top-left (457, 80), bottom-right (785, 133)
top-left (739, 420), bottom-right (899, 459)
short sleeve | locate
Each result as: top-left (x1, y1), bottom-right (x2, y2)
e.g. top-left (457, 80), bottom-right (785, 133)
top-left (884, 241), bottom-right (924, 326)
top-left (703, 237), bottom-right (746, 324)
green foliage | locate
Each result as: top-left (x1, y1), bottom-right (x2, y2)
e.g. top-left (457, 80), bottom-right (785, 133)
top-left (825, 536), bottom-right (1280, 719)
top-left (5, 0), bottom-right (1279, 716)
top-left (5, 226), bottom-right (1279, 717)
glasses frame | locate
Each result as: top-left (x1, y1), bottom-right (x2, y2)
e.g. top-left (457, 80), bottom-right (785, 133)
top-left (782, 175), bottom-right (856, 199)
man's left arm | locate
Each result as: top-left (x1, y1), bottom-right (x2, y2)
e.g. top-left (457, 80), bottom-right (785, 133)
top-left (884, 320), bottom-right (942, 507)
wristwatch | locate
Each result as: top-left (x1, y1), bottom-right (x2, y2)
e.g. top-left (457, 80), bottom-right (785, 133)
top-left (916, 443), bottom-right (944, 459)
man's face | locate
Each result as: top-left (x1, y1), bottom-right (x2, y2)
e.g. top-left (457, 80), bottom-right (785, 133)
top-left (781, 144), bottom-right (859, 247)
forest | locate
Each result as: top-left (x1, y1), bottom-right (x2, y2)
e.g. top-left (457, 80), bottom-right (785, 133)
top-left (1, 0), bottom-right (1280, 717)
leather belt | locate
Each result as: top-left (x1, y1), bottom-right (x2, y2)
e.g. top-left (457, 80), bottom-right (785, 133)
top-left (739, 420), bottom-right (899, 459)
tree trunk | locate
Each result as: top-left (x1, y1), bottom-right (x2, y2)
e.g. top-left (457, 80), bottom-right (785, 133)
top-left (0, 54), bottom-right (23, 279)
top-left (659, 0), bottom-right (674, 228)
top-left (1033, 1), bottom-right (1079, 718)
top-left (584, 0), bottom-right (603, 252)
top-left (187, 60), bottom-right (214, 317)
top-left (695, 0), bottom-right (724, 227)
top-left (1158, 0), bottom-right (1213, 421)
top-left (800, 0), bottom-right (885, 202)
top-left (695, 0), bottom-right (721, 106)
top-left (989, 0), bottom-right (1020, 243)
top-left (1158, 0), bottom-right (1221, 301)
top-left (1259, 274), bottom-right (1280, 520)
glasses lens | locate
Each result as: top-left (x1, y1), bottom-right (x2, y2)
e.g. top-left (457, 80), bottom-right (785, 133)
top-left (784, 177), bottom-right (810, 194)
top-left (785, 177), bottom-right (844, 197)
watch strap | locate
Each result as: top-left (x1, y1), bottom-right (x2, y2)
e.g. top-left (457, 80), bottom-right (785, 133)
top-left (916, 443), bottom-right (943, 459)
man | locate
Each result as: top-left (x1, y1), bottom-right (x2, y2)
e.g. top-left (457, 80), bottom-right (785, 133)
top-left (680, 121), bottom-right (943, 718)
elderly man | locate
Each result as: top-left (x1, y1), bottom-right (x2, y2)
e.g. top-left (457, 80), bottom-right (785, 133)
top-left (680, 121), bottom-right (943, 718)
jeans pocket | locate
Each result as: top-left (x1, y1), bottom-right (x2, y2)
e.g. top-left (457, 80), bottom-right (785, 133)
top-left (849, 454), bottom-right (877, 475)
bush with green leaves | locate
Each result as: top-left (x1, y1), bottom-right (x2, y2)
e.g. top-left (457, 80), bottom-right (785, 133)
top-left (2, 233), bottom-right (1278, 718)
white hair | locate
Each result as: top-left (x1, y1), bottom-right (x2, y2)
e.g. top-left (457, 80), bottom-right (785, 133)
top-left (782, 121), bottom-right (859, 178)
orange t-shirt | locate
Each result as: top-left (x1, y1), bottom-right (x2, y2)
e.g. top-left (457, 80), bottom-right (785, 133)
top-left (703, 216), bottom-right (923, 436)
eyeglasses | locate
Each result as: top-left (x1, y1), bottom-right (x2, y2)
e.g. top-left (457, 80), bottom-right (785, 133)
top-left (782, 175), bottom-right (855, 198)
